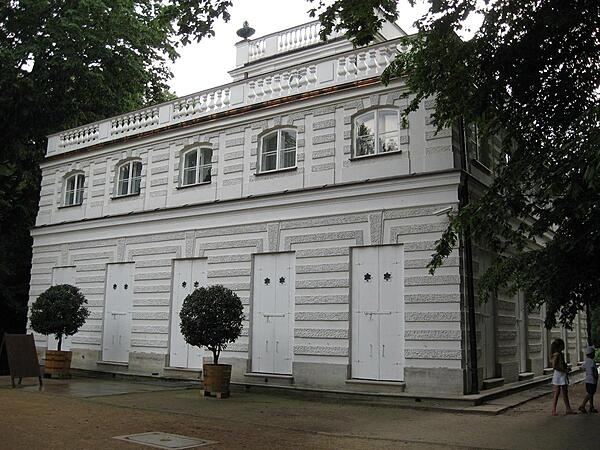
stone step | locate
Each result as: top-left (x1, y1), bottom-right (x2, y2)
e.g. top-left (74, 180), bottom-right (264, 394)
top-left (482, 377), bottom-right (505, 390)
top-left (345, 379), bottom-right (406, 394)
top-left (243, 372), bottom-right (294, 386)
top-left (518, 372), bottom-right (535, 381)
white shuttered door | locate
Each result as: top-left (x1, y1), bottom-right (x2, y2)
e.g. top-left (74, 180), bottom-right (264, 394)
top-left (251, 253), bottom-right (295, 374)
top-left (169, 259), bottom-right (207, 369)
top-left (352, 245), bottom-right (404, 381)
top-left (102, 263), bottom-right (134, 363)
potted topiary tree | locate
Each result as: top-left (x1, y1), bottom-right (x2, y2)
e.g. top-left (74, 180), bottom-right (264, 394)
top-left (29, 284), bottom-right (89, 378)
top-left (179, 284), bottom-right (244, 398)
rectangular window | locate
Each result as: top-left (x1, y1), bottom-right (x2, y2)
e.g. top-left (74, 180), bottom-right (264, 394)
top-left (64, 173), bottom-right (84, 206)
top-left (181, 148), bottom-right (212, 186)
top-left (259, 129), bottom-right (297, 173)
top-left (466, 123), bottom-right (492, 169)
top-left (354, 109), bottom-right (399, 158)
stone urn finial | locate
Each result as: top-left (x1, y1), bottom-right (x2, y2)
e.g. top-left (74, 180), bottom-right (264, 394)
top-left (236, 21), bottom-right (255, 40)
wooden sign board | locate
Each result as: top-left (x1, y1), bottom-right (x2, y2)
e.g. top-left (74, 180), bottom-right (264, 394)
top-left (0, 333), bottom-right (42, 388)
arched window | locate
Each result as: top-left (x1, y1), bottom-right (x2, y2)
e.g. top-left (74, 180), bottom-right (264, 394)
top-left (353, 108), bottom-right (400, 158)
top-left (116, 160), bottom-right (142, 196)
top-left (64, 173), bottom-right (85, 206)
top-left (181, 147), bottom-right (212, 186)
top-left (259, 129), bottom-right (297, 173)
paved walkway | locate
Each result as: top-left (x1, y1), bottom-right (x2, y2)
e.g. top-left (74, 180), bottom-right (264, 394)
top-left (1, 375), bottom-right (599, 449)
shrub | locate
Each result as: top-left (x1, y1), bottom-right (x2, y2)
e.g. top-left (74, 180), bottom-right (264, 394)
top-left (179, 285), bottom-right (244, 365)
top-left (29, 284), bottom-right (89, 351)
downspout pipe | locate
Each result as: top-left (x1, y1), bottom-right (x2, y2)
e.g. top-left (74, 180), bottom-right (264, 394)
top-left (458, 118), bottom-right (479, 394)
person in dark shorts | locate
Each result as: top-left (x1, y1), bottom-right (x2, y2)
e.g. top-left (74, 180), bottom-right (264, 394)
top-left (578, 345), bottom-right (598, 414)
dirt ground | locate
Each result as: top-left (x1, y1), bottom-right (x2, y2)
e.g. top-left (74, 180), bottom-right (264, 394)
top-left (1, 377), bottom-right (599, 449)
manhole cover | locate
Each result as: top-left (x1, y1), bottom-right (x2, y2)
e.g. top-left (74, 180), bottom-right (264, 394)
top-left (113, 432), bottom-right (216, 449)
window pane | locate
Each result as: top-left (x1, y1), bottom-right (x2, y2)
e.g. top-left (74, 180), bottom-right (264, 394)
top-left (200, 148), bottom-right (212, 165)
top-left (119, 164), bottom-right (130, 184)
top-left (184, 150), bottom-right (198, 170)
top-left (76, 174), bottom-right (85, 190)
top-left (65, 191), bottom-right (74, 206)
top-left (183, 168), bottom-right (197, 185)
top-left (75, 187), bottom-right (84, 204)
top-left (281, 130), bottom-right (296, 150)
top-left (465, 123), bottom-right (478, 157)
top-left (378, 110), bottom-right (399, 134)
top-left (280, 148), bottom-right (296, 168)
top-left (479, 139), bottom-right (492, 168)
top-left (261, 152), bottom-right (277, 172)
top-left (132, 162), bottom-right (142, 178)
top-left (355, 112), bottom-right (375, 138)
top-left (262, 133), bottom-right (278, 152)
top-left (356, 136), bottom-right (375, 156)
top-left (379, 133), bottom-right (399, 153)
top-left (118, 179), bottom-right (129, 196)
top-left (131, 177), bottom-right (141, 194)
top-left (66, 176), bottom-right (76, 192)
top-left (200, 165), bottom-right (212, 183)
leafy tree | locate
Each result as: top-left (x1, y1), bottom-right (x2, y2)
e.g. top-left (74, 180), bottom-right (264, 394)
top-left (0, 1), bottom-right (232, 343)
top-left (29, 284), bottom-right (89, 351)
top-left (310, 1), bottom-right (600, 337)
top-left (179, 285), bottom-right (244, 365)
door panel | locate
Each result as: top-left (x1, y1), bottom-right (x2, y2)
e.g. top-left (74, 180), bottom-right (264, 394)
top-left (169, 259), bottom-right (207, 369)
top-left (352, 247), bottom-right (380, 380)
top-left (47, 267), bottom-right (76, 351)
top-left (252, 253), bottom-right (294, 374)
top-left (102, 263), bottom-right (134, 363)
top-left (378, 246), bottom-right (404, 381)
top-left (274, 253), bottom-right (294, 375)
top-left (516, 292), bottom-right (528, 372)
top-left (352, 245), bottom-right (405, 382)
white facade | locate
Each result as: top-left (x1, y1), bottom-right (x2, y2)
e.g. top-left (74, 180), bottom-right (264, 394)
top-left (29, 19), bottom-right (587, 395)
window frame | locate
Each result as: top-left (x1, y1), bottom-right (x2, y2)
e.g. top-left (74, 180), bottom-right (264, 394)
top-left (352, 107), bottom-right (402, 159)
top-left (115, 159), bottom-right (143, 198)
top-left (257, 128), bottom-right (298, 174)
top-left (464, 122), bottom-right (492, 170)
top-left (63, 172), bottom-right (85, 207)
top-left (180, 146), bottom-right (213, 187)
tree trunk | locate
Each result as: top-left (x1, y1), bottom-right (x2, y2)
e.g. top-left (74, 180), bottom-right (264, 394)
top-left (212, 347), bottom-right (219, 365)
top-left (58, 335), bottom-right (62, 352)
top-left (586, 298), bottom-right (592, 346)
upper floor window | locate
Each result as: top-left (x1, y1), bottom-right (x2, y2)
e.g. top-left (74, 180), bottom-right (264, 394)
top-left (354, 108), bottom-right (400, 158)
top-left (182, 147), bottom-right (212, 186)
top-left (259, 129), bottom-right (297, 173)
top-left (465, 123), bottom-right (492, 169)
top-left (64, 173), bottom-right (85, 206)
top-left (116, 160), bottom-right (142, 196)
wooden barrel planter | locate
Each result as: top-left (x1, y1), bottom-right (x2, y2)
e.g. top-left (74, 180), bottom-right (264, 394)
top-left (202, 364), bottom-right (232, 398)
top-left (44, 350), bottom-right (72, 378)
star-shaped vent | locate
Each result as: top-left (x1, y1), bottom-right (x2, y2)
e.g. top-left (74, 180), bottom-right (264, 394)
top-left (279, 277), bottom-right (286, 284)
top-left (383, 272), bottom-right (392, 281)
top-left (193, 281), bottom-right (199, 288)
top-left (264, 277), bottom-right (271, 285)
top-left (124, 284), bottom-right (128, 290)
top-left (181, 281), bottom-right (187, 288)
top-left (364, 273), bottom-right (372, 282)
top-left (113, 283), bottom-right (117, 290)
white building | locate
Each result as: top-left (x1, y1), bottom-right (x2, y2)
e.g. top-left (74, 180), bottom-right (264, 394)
top-left (29, 19), bottom-right (587, 395)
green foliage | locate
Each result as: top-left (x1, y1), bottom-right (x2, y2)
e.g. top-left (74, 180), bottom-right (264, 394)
top-left (0, 1), bottom-right (232, 338)
top-left (313, 0), bottom-right (600, 333)
top-left (29, 284), bottom-right (89, 351)
top-left (179, 285), bottom-right (244, 365)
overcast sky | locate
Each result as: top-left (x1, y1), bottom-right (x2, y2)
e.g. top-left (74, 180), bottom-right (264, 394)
top-left (169, 0), bottom-right (430, 96)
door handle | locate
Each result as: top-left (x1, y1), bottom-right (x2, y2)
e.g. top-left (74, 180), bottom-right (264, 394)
top-left (382, 344), bottom-right (385, 357)
top-left (266, 340), bottom-right (269, 353)
top-left (369, 344), bottom-right (373, 357)
top-left (276, 340), bottom-right (279, 353)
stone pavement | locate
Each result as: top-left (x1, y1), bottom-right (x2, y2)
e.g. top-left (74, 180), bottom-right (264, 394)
top-left (1, 375), bottom-right (599, 449)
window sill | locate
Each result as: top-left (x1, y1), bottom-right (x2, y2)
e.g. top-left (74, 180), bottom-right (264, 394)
top-left (176, 181), bottom-right (212, 190)
top-left (255, 166), bottom-right (297, 177)
top-left (58, 203), bottom-right (83, 209)
top-left (470, 158), bottom-right (492, 174)
top-left (111, 192), bottom-right (141, 200)
top-left (349, 150), bottom-right (402, 161)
